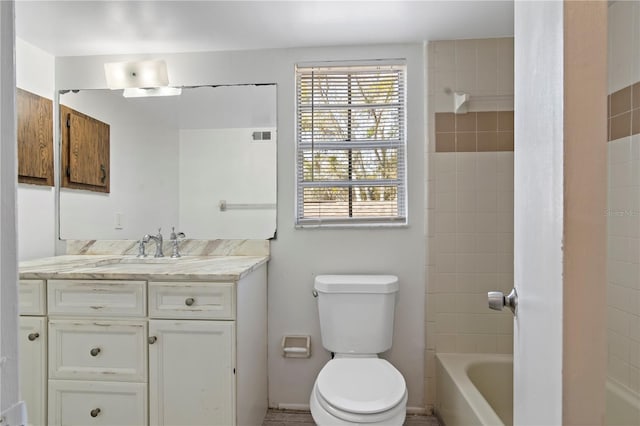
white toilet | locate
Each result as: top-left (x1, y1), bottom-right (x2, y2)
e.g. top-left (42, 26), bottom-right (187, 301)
top-left (309, 275), bottom-right (408, 426)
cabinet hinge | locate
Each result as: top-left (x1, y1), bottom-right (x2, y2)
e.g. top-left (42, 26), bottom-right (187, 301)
top-left (65, 166), bottom-right (70, 177)
top-left (66, 115), bottom-right (70, 128)
top-left (233, 368), bottom-right (236, 375)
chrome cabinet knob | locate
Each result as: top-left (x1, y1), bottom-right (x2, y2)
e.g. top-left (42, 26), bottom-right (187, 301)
top-left (90, 408), bottom-right (101, 418)
top-left (90, 347), bottom-right (101, 357)
top-left (27, 332), bottom-right (39, 341)
top-left (148, 336), bottom-right (157, 344)
top-left (488, 288), bottom-right (518, 315)
top-left (185, 297), bottom-right (195, 306)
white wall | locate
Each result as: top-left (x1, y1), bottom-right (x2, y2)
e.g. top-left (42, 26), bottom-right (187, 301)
top-left (16, 38), bottom-right (56, 260)
top-left (55, 43), bottom-right (426, 409)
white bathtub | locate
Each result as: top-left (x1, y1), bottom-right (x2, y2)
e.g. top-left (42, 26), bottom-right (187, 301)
top-left (435, 353), bottom-right (513, 426)
top-left (436, 353), bottom-right (640, 426)
top-left (606, 378), bottom-right (640, 426)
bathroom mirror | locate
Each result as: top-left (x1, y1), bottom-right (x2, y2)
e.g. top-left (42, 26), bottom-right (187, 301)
top-left (58, 84), bottom-right (277, 241)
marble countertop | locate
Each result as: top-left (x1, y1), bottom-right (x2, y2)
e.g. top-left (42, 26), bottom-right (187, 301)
top-left (19, 254), bottom-right (269, 282)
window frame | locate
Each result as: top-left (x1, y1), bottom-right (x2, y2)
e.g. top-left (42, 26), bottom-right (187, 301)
top-left (294, 60), bottom-right (408, 228)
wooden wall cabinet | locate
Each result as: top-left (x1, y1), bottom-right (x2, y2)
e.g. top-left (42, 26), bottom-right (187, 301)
top-left (17, 89), bottom-right (54, 186)
top-left (60, 105), bottom-right (110, 193)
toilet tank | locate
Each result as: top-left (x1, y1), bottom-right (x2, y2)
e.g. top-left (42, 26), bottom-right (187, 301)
top-left (314, 275), bottom-right (399, 354)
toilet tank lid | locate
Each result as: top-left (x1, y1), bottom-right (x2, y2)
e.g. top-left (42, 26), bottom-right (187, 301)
top-left (314, 275), bottom-right (399, 294)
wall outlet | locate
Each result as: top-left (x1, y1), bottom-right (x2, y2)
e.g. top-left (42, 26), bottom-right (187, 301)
top-left (114, 212), bottom-right (124, 230)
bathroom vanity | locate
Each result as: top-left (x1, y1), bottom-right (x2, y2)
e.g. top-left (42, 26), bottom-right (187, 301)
top-left (18, 240), bottom-right (269, 426)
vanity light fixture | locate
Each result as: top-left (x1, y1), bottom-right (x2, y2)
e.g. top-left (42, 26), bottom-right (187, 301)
top-left (104, 59), bottom-right (170, 90)
top-left (122, 87), bottom-right (183, 98)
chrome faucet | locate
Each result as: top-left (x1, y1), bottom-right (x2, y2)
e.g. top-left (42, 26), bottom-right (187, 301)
top-left (137, 235), bottom-right (151, 258)
top-left (170, 227), bottom-right (186, 258)
top-left (144, 228), bottom-right (164, 258)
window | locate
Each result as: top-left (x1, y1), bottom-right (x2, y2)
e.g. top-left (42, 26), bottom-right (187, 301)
top-left (295, 62), bottom-right (407, 226)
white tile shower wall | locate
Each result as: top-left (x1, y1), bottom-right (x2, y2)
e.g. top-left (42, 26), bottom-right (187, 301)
top-left (425, 39), bottom-right (514, 409)
top-left (607, 136), bottom-right (640, 394)
top-left (607, 0), bottom-right (640, 397)
top-left (432, 38), bottom-right (514, 116)
top-left (431, 151), bottom-right (513, 352)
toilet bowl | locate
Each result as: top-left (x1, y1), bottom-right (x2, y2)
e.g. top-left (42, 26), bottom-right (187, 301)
top-left (310, 275), bottom-right (407, 426)
top-left (310, 357), bottom-right (407, 425)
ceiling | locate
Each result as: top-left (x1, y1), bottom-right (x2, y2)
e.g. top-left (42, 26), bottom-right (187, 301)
top-left (15, 0), bottom-right (514, 57)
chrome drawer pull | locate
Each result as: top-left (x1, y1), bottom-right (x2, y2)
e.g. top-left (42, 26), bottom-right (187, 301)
top-left (148, 336), bottom-right (157, 344)
top-left (185, 297), bottom-right (195, 306)
top-left (27, 332), bottom-right (39, 341)
top-left (90, 408), bottom-right (101, 418)
top-left (90, 347), bottom-right (101, 357)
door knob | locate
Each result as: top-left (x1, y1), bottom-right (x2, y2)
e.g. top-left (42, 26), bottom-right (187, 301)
top-left (488, 288), bottom-right (518, 315)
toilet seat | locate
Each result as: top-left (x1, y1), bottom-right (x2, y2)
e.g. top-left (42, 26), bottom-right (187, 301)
top-left (314, 358), bottom-right (406, 423)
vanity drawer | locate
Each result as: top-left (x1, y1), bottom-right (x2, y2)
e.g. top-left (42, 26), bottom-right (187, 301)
top-left (149, 281), bottom-right (235, 319)
top-left (48, 380), bottom-right (147, 426)
top-left (48, 279), bottom-right (146, 317)
top-left (48, 319), bottom-right (147, 382)
top-left (19, 279), bottom-right (46, 315)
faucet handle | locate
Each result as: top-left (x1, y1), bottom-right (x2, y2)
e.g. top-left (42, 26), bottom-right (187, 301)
top-left (170, 228), bottom-right (186, 258)
top-left (170, 227), bottom-right (185, 241)
top-left (137, 237), bottom-right (148, 258)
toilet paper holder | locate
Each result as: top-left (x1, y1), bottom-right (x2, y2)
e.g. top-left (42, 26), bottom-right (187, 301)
top-left (281, 335), bottom-right (311, 358)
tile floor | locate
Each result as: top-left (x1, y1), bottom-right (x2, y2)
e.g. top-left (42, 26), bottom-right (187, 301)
top-left (262, 409), bottom-right (441, 425)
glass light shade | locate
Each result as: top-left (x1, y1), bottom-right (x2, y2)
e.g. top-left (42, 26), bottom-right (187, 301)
top-left (104, 59), bottom-right (170, 89)
top-left (122, 87), bottom-right (182, 98)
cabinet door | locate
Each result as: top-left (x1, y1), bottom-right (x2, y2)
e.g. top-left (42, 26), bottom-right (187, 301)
top-left (60, 104), bottom-right (110, 193)
top-left (19, 317), bottom-right (47, 426)
top-left (149, 320), bottom-right (235, 426)
top-left (17, 88), bottom-right (53, 186)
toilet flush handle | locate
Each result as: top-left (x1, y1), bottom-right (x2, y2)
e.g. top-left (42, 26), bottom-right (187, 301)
top-left (312, 289), bottom-right (318, 298)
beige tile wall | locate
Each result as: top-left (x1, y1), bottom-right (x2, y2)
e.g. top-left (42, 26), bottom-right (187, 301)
top-left (607, 0), bottom-right (640, 397)
top-left (425, 37), bottom-right (514, 409)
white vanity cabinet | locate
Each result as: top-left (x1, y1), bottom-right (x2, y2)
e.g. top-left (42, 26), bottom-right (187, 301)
top-left (19, 279), bottom-right (47, 426)
top-left (147, 271), bottom-right (267, 426)
top-left (46, 279), bottom-right (148, 426)
top-left (148, 281), bottom-right (235, 425)
top-left (19, 259), bottom-right (268, 426)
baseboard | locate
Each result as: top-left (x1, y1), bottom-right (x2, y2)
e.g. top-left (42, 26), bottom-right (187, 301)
top-left (276, 403), bottom-right (311, 411)
top-left (406, 406), bottom-right (428, 415)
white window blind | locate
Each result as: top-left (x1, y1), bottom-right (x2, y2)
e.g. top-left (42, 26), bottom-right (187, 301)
top-left (295, 63), bottom-right (407, 226)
